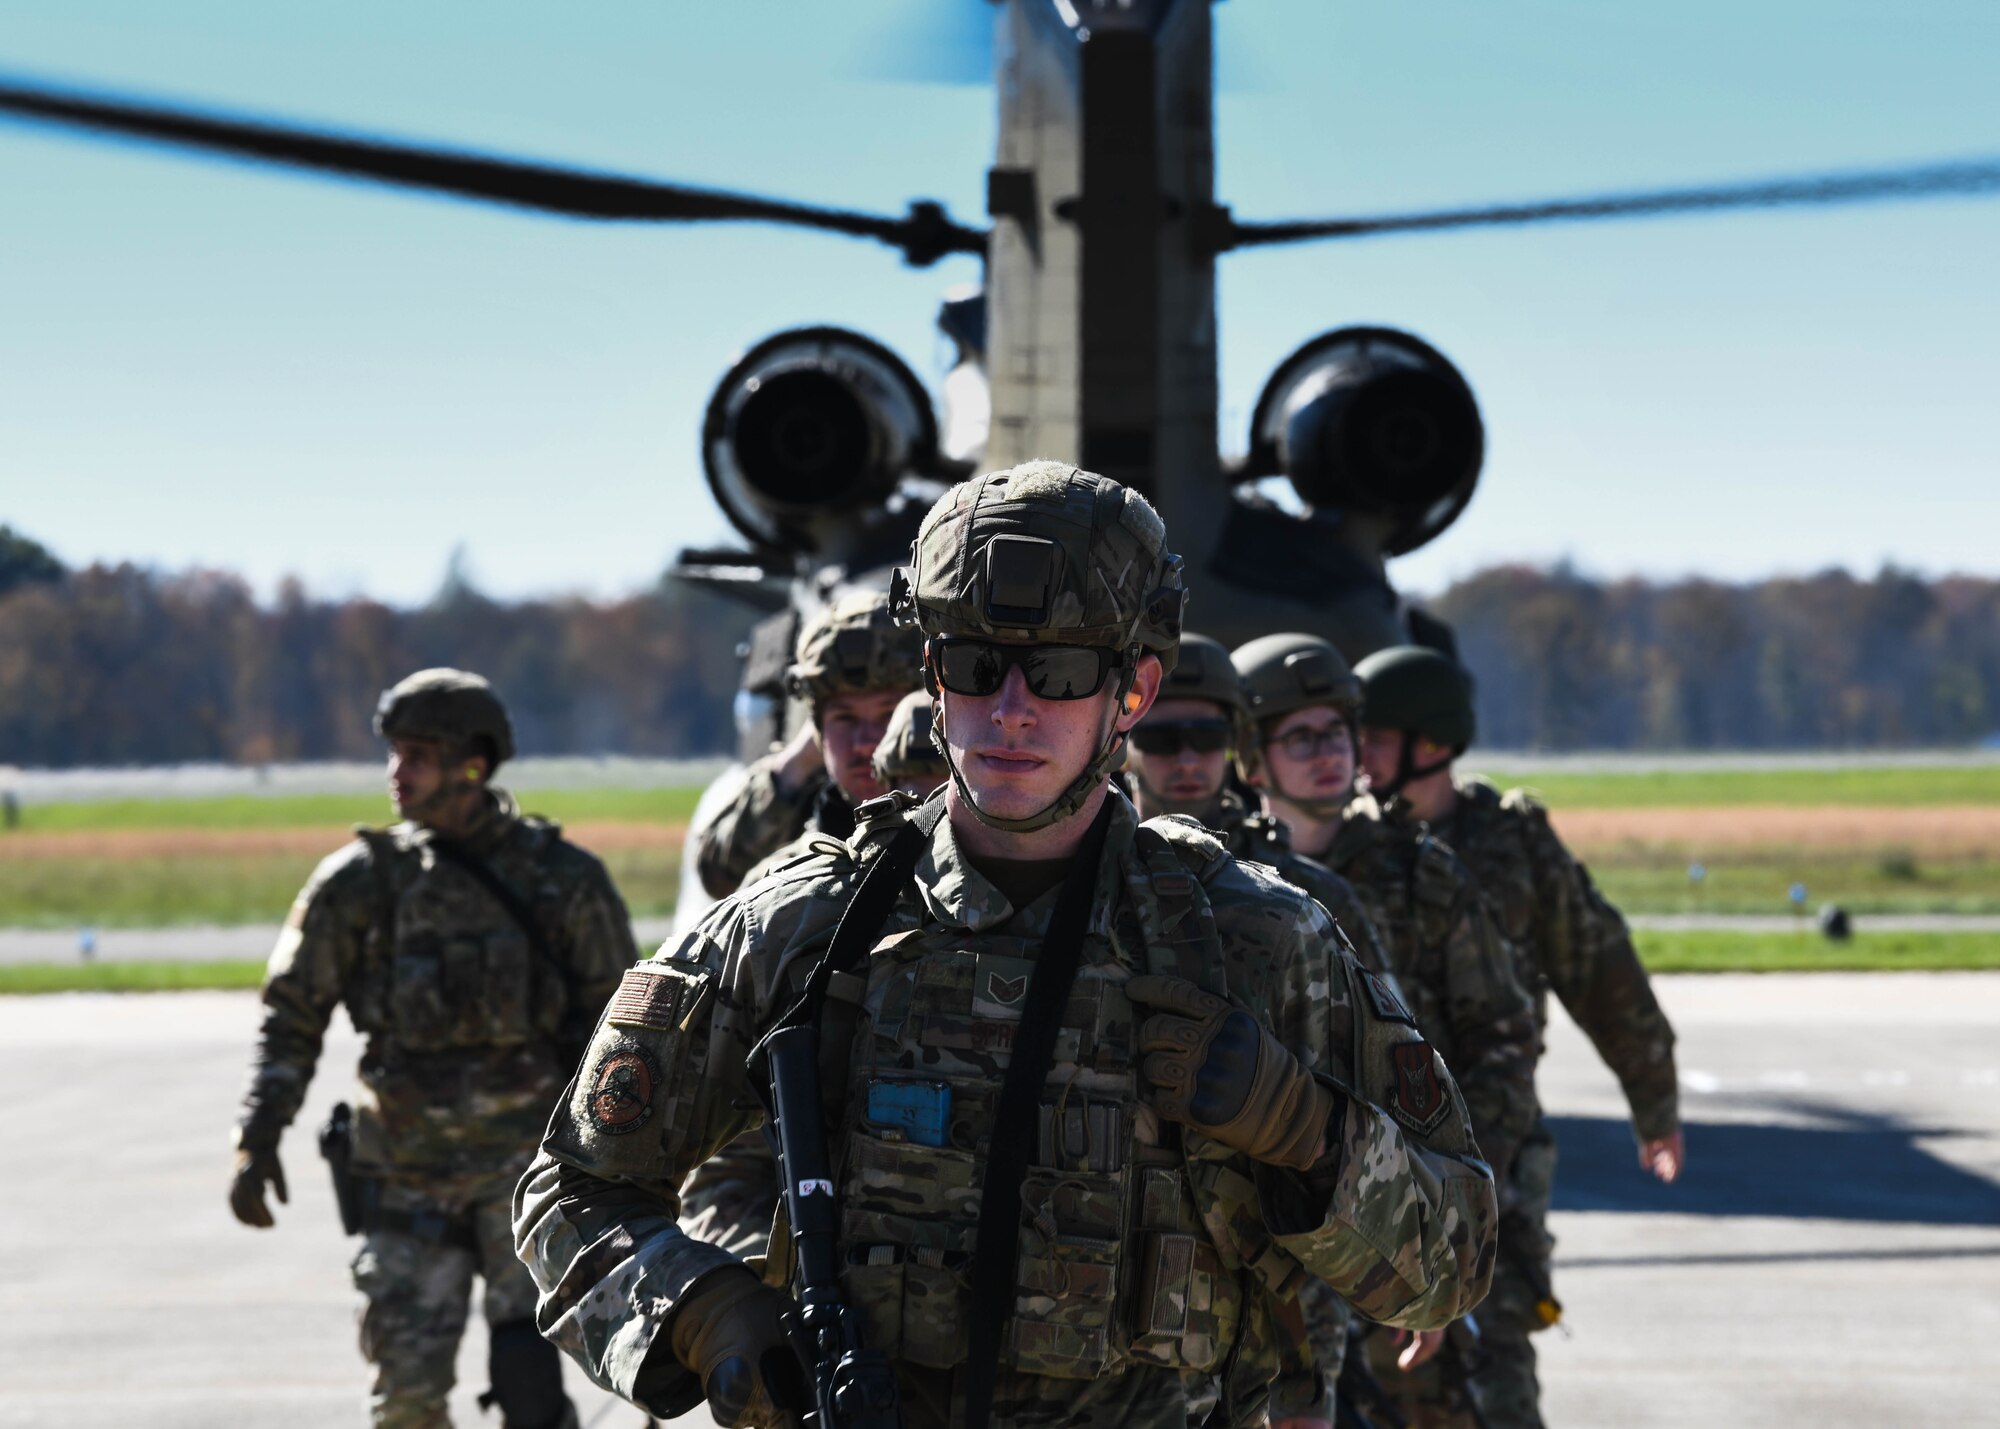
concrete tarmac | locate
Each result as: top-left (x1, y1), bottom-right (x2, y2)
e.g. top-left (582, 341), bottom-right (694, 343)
top-left (1, 973), bottom-right (1995, 1427)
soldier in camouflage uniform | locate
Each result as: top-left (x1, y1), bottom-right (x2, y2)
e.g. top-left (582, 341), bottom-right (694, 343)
top-left (1231, 634), bottom-right (1537, 1429)
top-left (228, 670), bottom-right (639, 1429)
top-left (871, 689), bottom-right (949, 800)
top-left (690, 588), bottom-right (924, 900)
top-left (1354, 646), bottom-right (1683, 1429)
top-left (677, 691), bottom-right (954, 1261)
top-left (515, 462), bottom-right (1500, 1429)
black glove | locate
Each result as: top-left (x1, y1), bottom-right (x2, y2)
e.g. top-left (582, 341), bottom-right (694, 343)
top-left (668, 1269), bottom-right (809, 1429)
top-left (1128, 973), bottom-right (1336, 1171)
top-left (229, 1144), bottom-right (287, 1228)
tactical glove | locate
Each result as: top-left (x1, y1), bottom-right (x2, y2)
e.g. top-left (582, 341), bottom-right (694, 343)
top-left (668, 1268), bottom-right (809, 1429)
top-left (228, 1144), bottom-right (287, 1228)
top-left (1128, 973), bottom-right (1337, 1172)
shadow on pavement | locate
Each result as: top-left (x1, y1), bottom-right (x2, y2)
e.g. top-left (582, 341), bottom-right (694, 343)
top-left (1547, 1110), bottom-right (2000, 1226)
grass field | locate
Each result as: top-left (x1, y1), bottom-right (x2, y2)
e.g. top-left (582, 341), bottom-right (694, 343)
top-left (1633, 929), bottom-right (2000, 973)
top-left (6, 930), bottom-right (1996, 992)
top-left (1461, 762), bottom-right (2000, 808)
top-left (5, 762), bottom-right (1998, 929)
top-left (9, 785), bottom-right (704, 833)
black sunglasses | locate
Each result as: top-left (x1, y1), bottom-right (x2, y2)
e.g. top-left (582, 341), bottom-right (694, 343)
top-left (929, 638), bottom-right (1119, 701)
top-left (1129, 720), bottom-right (1233, 756)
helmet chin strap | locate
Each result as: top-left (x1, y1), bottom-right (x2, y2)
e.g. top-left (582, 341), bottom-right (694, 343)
top-left (929, 651), bottom-right (1138, 835)
top-left (1367, 729), bottom-right (1454, 802)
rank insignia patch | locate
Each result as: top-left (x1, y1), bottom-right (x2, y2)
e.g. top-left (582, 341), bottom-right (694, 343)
top-left (586, 1042), bottom-right (659, 1136)
top-left (1361, 970), bottom-right (1415, 1026)
top-left (1388, 1040), bottom-right (1448, 1135)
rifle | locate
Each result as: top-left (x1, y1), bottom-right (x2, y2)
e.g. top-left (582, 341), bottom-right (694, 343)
top-left (759, 1024), bottom-right (901, 1429)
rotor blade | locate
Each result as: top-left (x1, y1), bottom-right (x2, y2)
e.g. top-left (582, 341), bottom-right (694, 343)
top-left (0, 73), bottom-right (985, 265)
top-left (1221, 156), bottom-right (2000, 250)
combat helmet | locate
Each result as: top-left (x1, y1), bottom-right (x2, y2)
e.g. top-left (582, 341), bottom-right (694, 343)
top-left (870, 690), bottom-right (947, 794)
top-left (1230, 633), bottom-right (1360, 813)
top-left (373, 668), bottom-right (515, 767)
top-left (894, 459), bottom-right (1186, 831)
top-left (1154, 632), bottom-right (1247, 716)
top-left (1353, 644), bottom-right (1476, 795)
top-left (786, 587), bottom-right (924, 721)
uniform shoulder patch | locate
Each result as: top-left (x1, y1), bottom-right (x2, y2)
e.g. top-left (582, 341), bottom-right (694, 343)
top-left (584, 1038), bottom-right (660, 1136)
top-left (1139, 814), bottom-right (1230, 881)
top-left (606, 959), bottom-right (712, 1033)
top-left (1360, 968), bottom-right (1415, 1026)
top-left (1498, 786), bottom-right (1550, 822)
top-left (1387, 1040), bottom-right (1450, 1135)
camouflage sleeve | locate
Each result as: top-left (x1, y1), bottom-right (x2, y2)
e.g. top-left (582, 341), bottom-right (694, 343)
top-left (690, 752), bottom-right (826, 900)
top-left (1423, 842), bottom-right (1539, 1180)
top-left (514, 860), bottom-right (847, 1411)
top-left (236, 842), bottom-right (373, 1148)
top-left (677, 1129), bottom-right (780, 1259)
top-left (1525, 805), bottom-right (1680, 1142)
top-left (554, 848), bottom-right (643, 1057)
top-left (1209, 861), bottom-right (1498, 1332)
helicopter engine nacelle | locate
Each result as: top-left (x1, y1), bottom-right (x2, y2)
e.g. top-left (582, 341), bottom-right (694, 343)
top-left (1248, 326), bottom-right (1484, 556)
top-left (702, 326), bottom-right (941, 560)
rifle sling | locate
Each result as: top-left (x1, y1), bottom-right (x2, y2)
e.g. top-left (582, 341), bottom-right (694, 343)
top-left (961, 801), bottom-right (1112, 1429)
top-left (426, 836), bottom-right (563, 981)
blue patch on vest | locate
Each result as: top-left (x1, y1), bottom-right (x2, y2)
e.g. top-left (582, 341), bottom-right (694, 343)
top-left (866, 1079), bottom-right (952, 1148)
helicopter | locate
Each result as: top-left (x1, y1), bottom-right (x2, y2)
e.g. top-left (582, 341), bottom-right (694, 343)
top-left (4, 1), bottom-right (1998, 761)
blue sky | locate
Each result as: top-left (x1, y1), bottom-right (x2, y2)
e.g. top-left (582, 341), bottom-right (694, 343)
top-left (1, 0), bottom-right (1995, 605)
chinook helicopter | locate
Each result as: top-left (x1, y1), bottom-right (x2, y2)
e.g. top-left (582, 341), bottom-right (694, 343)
top-left (3, 2), bottom-right (1997, 759)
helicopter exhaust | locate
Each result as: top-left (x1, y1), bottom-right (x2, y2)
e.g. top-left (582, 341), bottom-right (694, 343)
top-left (701, 325), bottom-right (943, 563)
top-left (1245, 326), bottom-right (1484, 559)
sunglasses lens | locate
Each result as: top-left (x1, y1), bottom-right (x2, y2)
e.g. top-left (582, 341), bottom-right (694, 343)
top-left (1021, 648), bottom-right (1106, 700)
top-left (1184, 725), bottom-right (1229, 754)
top-left (1133, 722), bottom-right (1230, 755)
top-left (936, 641), bottom-right (1006, 696)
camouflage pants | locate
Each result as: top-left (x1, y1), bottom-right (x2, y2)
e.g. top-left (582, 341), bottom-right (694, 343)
top-left (1363, 1120), bottom-right (1557, 1429)
top-left (350, 1178), bottom-right (540, 1429)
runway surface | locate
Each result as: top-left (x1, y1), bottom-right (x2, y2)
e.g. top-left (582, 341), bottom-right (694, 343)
top-left (1, 973), bottom-right (1994, 1427)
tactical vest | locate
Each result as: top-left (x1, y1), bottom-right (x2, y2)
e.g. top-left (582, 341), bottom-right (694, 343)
top-left (346, 821), bottom-right (571, 1053)
top-left (1450, 783), bottom-right (1559, 1027)
top-left (1328, 820), bottom-right (1465, 1067)
top-left (811, 816), bottom-right (1291, 1385)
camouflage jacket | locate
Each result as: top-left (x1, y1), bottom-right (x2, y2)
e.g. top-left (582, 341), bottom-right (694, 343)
top-left (1318, 795), bottom-right (1539, 1184)
top-left (690, 749), bottom-right (832, 901)
top-left (236, 790), bottom-right (638, 1182)
top-left (1444, 779), bottom-right (1679, 1142)
top-left (516, 792), bottom-right (1498, 1428)
top-left (1225, 811), bottom-right (1396, 984)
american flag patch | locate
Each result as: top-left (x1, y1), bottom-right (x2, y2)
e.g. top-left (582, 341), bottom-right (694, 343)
top-left (606, 967), bottom-right (684, 1032)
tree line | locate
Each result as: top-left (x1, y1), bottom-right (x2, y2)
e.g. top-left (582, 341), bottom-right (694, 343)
top-left (2, 526), bottom-right (1995, 765)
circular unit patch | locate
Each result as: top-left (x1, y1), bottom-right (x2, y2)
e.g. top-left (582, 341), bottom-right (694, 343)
top-left (586, 1041), bottom-right (661, 1136)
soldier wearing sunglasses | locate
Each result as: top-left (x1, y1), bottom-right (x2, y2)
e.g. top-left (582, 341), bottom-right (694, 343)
top-left (1232, 632), bottom-right (1537, 1429)
top-left (1120, 631), bottom-right (1254, 829)
top-left (517, 463), bottom-right (1499, 1429)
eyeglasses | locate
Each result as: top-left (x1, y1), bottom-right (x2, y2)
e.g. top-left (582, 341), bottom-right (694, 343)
top-left (928, 638), bottom-right (1119, 701)
top-left (1265, 722), bottom-right (1352, 761)
top-left (1130, 720), bottom-right (1233, 757)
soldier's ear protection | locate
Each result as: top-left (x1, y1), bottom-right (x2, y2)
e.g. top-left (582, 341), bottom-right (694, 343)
top-left (1123, 690), bottom-right (1144, 714)
top-left (463, 763), bottom-right (483, 782)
